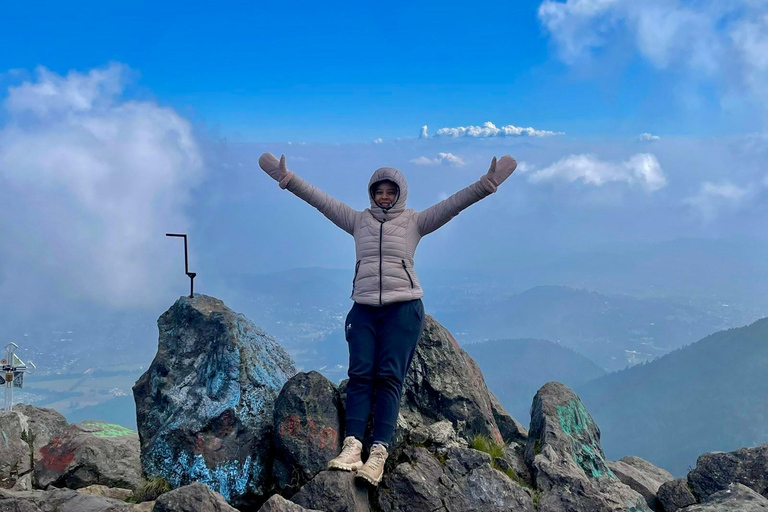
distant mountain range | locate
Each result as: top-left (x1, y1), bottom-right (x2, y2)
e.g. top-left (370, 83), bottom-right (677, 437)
top-left (574, 316), bottom-right (768, 477)
top-left (464, 338), bottom-right (606, 423)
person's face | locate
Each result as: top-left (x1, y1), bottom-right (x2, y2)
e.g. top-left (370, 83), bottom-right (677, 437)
top-left (374, 182), bottom-right (398, 208)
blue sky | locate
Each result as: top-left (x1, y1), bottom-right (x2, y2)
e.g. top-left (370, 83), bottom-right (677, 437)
top-left (1, 0), bottom-right (768, 313)
top-left (2, 0), bottom-right (757, 143)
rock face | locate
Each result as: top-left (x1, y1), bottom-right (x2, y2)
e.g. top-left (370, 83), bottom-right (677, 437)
top-left (608, 456), bottom-right (674, 511)
top-left (0, 405), bottom-right (67, 490)
top-left (272, 371), bottom-right (344, 495)
top-left (379, 445), bottom-right (535, 512)
top-left (684, 482), bottom-right (768, 511)
top-left (153, 482), bottom-right (238, 512)
top-left (525, 382), bottom-right (651, 511)
top-left (290, 470), bottom-right (370, 512)
top-left (133, 294), bottom-right (296, 506)
top-left (397, 316), bottom-right (508, 447)
top-left (34, 421), bottom-right (141, 491)
top-left (259, 493), bottom-right (324, 512)
top-left (657, 478), bottom-right (697, 512)
top-left (687, 443), bottom-right (768, 501)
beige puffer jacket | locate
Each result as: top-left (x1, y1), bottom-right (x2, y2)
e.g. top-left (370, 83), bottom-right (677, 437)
top-left (280, 167), bottom-right (498, 306)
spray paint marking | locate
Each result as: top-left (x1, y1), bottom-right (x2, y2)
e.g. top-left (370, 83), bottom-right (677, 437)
top-left (556, 399), bottom-right (615, 480)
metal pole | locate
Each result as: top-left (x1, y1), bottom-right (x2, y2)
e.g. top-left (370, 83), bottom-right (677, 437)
top-left (166, 233), bottom-right (197, 298)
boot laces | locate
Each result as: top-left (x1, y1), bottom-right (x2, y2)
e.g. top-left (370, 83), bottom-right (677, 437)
top-left (367, 446), bottom-right (387, 470)
top-left (340, 437), bottom-right (359, 456)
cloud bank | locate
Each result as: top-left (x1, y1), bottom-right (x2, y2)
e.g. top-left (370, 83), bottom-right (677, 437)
top-left (0, 63), bottom-right (204, 311)
top-left (527, 153), bottom-right (667, 191)
top-left (410, 152), bottom-right (465, 166)
top-left (433, 121), bottom-right (564, 138)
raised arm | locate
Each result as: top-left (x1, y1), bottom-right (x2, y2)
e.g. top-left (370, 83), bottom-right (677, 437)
top-left (259, 153), bottom-right (358, 235)
top-left (415, 155), bottom-right (517, 236)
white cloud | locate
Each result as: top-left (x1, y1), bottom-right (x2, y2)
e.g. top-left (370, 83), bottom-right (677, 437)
top-left (419, 125), bottom-right (428, 138)
top-left (433, 121), bottom-right (564, 138)
top-left (538, 0), bottom-right (768, 118)
top-left (527, 153), bottom-right (666, 191)
top-left (373, 138), bottom-right (383, 144)
top-left (0, 64), bottom-right (204, 310)
top-left (638, 132), bottom-right (660, 141)
top-left (684, 181), bottom-right (750, 220)
top-left (410, 152), bottom-right (465, 166)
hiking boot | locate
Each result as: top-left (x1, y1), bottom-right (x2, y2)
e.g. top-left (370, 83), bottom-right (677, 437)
top-left (327, 436), bottom-right (363, 471)
top-left (356, 443), bottom-right (388, 486)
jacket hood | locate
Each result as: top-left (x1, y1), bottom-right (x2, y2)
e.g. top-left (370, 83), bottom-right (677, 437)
top-left (368, 167), bottom-right (407, 221)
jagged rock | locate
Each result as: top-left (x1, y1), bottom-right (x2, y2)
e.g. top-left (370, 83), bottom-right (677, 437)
top-left (488, 390), bottom-right (528, 444)
top-left (290, 470), bottom-right (370, 512)
top-left (408, 420), bottom-right (468, 456)
top-left (258, 494), bottom-right (323, 512)
top-left (153, 482), bottom-right (238, 512)
top-left (524, 382), bottom-right (651, 511)
top-left (77, 484), bottom-right (133, 500)
top-left (608, 456), bottom-right (674, 512)
top-left (687, 443), bottom-right (768, 501)
top-left (1, 487), bottom-right (130, 512)
top-left (684, 482), bottom-right (768, 511)
top-left (133, 294), bottom-right (295, 506)
top-left (131, 502), bottom-right (155, 512)
top-left (272, 371), bottom-right (343, 495)
top-left (396, 317), bottom-right (505, 446)
top-left (378, 445), bottom-right (535, 512)
top-left (12, 405), bottom-right (69, 453)
top-left (0, 405), bottom-right (67, 490)
top-left (495, 442), bottom-right (534, 488)
top-left (657, 478), bottom-right (697, 512)
top-left (34, 421), bottom-right (141, 491)
top-left (10, 473), bottom-right (33, 491)
top-left (0, 489), bottom-right (44, 512)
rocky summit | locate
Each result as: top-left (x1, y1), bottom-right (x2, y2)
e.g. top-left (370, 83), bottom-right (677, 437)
top-left (3, 294), bottom-right (768, 512)
top-left (132, 294), bottom-right (296, 507)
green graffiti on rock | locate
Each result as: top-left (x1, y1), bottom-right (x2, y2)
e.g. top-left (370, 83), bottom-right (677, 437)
top-left (82, 421), bottom-right (135, 438)
top-left (556, 400), bottom-right (615, 480)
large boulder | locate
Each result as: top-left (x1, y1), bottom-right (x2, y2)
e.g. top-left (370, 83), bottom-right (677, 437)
top-left (290, 470), bottom-right (370, 512)
top-left (684, 482), bottom-right (768, 511)
top-left (687, 443), bottom-right (768, 501)
top-left (378, 445), bottom-right (535, 512)
top-left (34, 421), bottom-right (141, 491)
top-left (0, 405), bottom-right (67, 490)
top-left (258, 494), bottom-right (324, 512)
top-left (657, 478), bottom-right (697, 512)
top-left (272, 371), bottom-right (344, 496)
top-left (524, 382), bottom-right (651, 511)
top-left (0, 487), bottom-right (131, 512)
top-left (133, 294), bottom-right (296, 506)
top-left (608, 456), bottom-right (674, 512)
top-left (153, 482), bottom-right (238, 512)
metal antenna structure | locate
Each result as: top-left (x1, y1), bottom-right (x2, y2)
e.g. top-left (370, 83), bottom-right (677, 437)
top-left (2, 343), bottom-right (36, 411)
top-left (166, 233), bottom-right (197, 298)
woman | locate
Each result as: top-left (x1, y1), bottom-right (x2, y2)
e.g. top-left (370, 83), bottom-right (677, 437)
top-left (258, 152), bottom-right (516, 485)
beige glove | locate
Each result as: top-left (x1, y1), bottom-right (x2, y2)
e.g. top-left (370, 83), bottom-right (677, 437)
top-left (485, 155), bottom-right (517, 187)
top-left (259, 153), bottom-right (294, 189)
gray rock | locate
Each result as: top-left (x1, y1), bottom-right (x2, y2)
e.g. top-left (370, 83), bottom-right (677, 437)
top-left (688, 443), bottom-right (768, 501)
top-left (258, 494), bottom-right (323, 512)
top-left (291, 470), bottom-right (370, 512)
top-left (153, 482), bottom-right (238, 512)
top-left (398, 316), bottom-right (507, 446)
top-left (1, 488), bottom-right (130, 512)
top-left (133, 294), bottom-right (295, 506)
top-left (608, 456), bottom-right (674, 511)
top-left (495, 442), bottom-right (533, 488)
top-left (77, 484), bottom-right (133, 500)
top-left (130, 502), bottom-right (155, 512)
top-left (272, 371), bottom-right (344, 495)
top-left (0, 489), bottom-right (44, 512)
top-left (378, 445), bottom-right (535, 512)
top-left (524, 382), bottom-right (651, 512)
top-left (657, 478), bottom-right (696, 512)
top-left (684, 482), bottom-right (768, 511)
top-left (1, 405), bottom-right (68, 491)
top-left (34, 421), bottom-right (141, 491)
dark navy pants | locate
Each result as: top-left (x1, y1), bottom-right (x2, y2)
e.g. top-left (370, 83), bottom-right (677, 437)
top-left (343, 298), bottom-right (426, 446)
